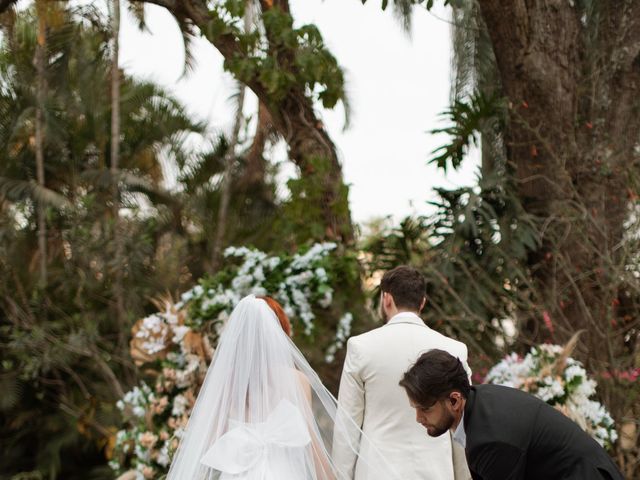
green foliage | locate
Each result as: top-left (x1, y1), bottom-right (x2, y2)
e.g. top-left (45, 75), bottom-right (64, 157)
top-left (203, 4), bottom-right (346, 110)
top-left (280, 155), bottom-right (351, 245)
top-left (0, 6), bottom-right (205, 479)
top-left (430, 91), bottom-right (504, 171)
top-left (177, 133), bottom-right (281, 263)
top-left (0, 3), bottom-right (361, 476)
top-left (363, 172), bottom-right (540, 360)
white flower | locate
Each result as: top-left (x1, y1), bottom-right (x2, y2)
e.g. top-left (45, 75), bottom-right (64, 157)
top-left (251, 286), bottom-right (267, 296)
top-left (564, 364), bottom-right (586, 382)
top-left (231, 273), bottom-right (254, 291)
top-left (325, 312), bottom-right (353, 363)
top-left (192, 285), bottom-right (204, 297)
top-left (486, 344), bottom-right (618, 449)
top-left (575, 378), bottom-right (597, 398)
top-left (315, 267), bottom-right (328, 281)
top-left (200, 298), bottom-right (218, 311)
top-left (265, 257), bottom-right (281, 270)
top-left (291, 288), bottom-right (307, 306)
top-left (536, 377), bottom-right (565, 402)
top-left (134, 443), bottom-right (151, 462)
top-left (537, 344), bottom-right (563, 357)
top-left (133, 406), bottom-right (146, 417)
top-left (172, 394), bottom-right (189, 417)
top-left (180, 290), bottom-right (193, 303)
top-left (171, 325), bottom-right (190, 344)
top-left (156, 441), bottom-right (171, 467)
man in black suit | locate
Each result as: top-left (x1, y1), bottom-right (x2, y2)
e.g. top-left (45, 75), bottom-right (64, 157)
top-left (399, 349), bottom-right (623, 480)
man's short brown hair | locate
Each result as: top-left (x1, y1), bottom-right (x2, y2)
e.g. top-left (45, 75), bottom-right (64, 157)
top-left (380, 265), bottom-right (426, 312)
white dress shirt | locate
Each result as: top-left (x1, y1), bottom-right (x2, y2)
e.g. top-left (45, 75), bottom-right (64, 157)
top-left (452, 413), bottom-right (466, 449)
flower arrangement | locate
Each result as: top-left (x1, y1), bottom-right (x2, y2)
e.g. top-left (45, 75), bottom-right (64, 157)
top-left (111, 243), bottom-right (353, 478)
top-left (181, 243), bottom-right (338, 332)
top-left (110, 300), bottom-right (212, 479)
top-left (485, 334), bottom-right (618, 449)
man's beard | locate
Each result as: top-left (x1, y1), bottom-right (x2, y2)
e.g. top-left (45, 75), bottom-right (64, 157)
top-left (425, 410), bottom-right (455, 438)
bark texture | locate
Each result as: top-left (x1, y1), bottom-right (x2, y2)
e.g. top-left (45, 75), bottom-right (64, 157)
top-left (478, 3), bottom-right (640, 471)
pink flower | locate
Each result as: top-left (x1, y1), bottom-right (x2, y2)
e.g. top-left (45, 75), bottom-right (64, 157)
top-left (138, 432), bottom-right (158, 449)
top-left (542, 311), bottom-right (554, 334)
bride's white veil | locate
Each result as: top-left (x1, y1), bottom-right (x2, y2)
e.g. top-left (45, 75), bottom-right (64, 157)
top-left (166, 294), bottom-right (400, 480)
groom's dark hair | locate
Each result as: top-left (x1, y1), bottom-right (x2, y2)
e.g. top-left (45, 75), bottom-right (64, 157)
top-left (380, 265), bottom-right (426, 311)
top-left (399, 349), bottom-right (470, 406)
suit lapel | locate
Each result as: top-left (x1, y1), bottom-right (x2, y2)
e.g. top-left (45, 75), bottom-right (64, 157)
top-left (463, 387), bottom-right (477, 474)
top-left (463, 386), bottom-right (476, 431)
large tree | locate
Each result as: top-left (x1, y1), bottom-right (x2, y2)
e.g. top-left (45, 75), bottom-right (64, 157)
top-left (377, 0), bottom-right (640, 472)
top-left (129, 0), bottom-right (355, 243)
top-left (1, 0), bottom-right (356, 244)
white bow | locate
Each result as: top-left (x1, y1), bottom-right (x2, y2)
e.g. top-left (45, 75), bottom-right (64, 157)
top-left (200, 399), bottom-right (312, 474)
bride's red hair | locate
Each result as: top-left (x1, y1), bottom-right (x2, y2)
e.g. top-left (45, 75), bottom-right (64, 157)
top-left (257, 296), bottom-right (291, 336)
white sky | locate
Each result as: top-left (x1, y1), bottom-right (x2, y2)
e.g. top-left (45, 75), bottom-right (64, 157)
top-left (118, 0), bottom-right (478, 225)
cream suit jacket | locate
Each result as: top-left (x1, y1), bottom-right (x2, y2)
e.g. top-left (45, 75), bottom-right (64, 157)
top-left (334, 312), bottom-right (472, 480)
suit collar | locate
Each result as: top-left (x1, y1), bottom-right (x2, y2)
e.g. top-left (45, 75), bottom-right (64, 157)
top-left (463, 386), bottom-right (476, 432)
top-left (385, 311), bottom-right (426, 327)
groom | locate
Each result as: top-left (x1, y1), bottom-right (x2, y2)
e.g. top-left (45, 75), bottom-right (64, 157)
top-left (334, 266), bottom-right (472, 480)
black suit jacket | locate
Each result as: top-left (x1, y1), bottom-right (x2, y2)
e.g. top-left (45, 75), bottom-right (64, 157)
top-left (463, 384), bottom-right (623, 480)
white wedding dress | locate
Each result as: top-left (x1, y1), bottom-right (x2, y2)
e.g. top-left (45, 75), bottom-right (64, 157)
top-left (166, 295), bottom-right (399, 480)
top-left (200, 399), bottom-right (312, 479)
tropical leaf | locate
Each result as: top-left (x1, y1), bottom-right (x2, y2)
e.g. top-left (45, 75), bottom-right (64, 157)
top-left (0, 177), bottom-right (70, 208)
top-left (430, 91), bottom-right (503, 171)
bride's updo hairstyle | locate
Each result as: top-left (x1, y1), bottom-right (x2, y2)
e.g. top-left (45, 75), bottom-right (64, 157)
top-left (257, 296), bottom-right (291, 337)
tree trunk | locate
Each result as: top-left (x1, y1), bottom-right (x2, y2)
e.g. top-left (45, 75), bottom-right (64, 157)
top-left (34, 4), bottom-right (47, 288)
top-left (478, 0), bottom-right (639, 325)
top-left (238, 101), bottom-right (273, 191)
top-left (211, 84), bottom-right (246, 271)
top-left (477, 1), bottom-right (640, 464)
top-left (110, 0), bottom-right (127, 333)
top-left (210, 2), bottom-right (253, 270)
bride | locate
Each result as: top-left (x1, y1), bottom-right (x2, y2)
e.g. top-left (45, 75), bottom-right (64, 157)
top-left (166, 294), bottom-right (399, 479)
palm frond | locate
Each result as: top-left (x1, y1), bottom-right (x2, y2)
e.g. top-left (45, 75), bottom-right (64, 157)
top-left (179, 135), bottom-right (228, 190)
top-left (430, 90), bottom-right (503, 171)
top-left (0, 177), bottom-right (70, 208)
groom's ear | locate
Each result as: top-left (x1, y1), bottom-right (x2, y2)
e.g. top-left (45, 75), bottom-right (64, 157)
top-left (419, 296), bottom-right (426, 313)
top-left (449, 392), bottom-right (463, 410)
top-left (382, 291), bottom-right (393, 308)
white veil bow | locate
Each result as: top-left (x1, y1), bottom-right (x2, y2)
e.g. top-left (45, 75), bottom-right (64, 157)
top-left (166, 295), bottom-right (400, 480)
